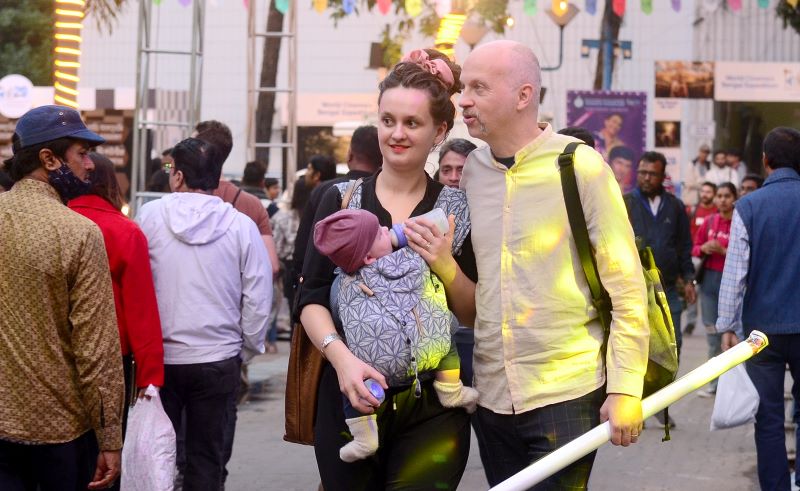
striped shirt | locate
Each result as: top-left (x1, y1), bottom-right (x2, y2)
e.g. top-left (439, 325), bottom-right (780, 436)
top-left (715, 210), bottom-right (748, 339)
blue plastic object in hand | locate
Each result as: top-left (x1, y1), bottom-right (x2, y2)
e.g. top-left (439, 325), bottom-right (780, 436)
top-left (364, 378), bottom-right (386, 405)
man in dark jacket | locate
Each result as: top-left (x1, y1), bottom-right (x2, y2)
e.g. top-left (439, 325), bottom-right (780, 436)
top-left (624, 150), bottom-right (697, 355)
top-left (624, 151), bottom-right (696, 430)
top-left (291, 125), bottom-right (381, 314)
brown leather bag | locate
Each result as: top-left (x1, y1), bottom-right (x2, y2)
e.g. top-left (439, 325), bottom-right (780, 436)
top-left (283, 179), bottom-right (363, 445)
top-left (283, 323), bottom-right (324, 445)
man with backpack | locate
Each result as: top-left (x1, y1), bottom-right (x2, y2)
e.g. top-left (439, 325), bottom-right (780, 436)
top-left (623, 151), bottom-right (696, 429)
top-left (624, 152), bottom-right (697, 352)
top-left (459, 40), bottom-right (649, 489)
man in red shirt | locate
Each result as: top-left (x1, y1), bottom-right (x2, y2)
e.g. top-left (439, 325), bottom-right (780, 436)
top-left (683, 181), bottom-right (717, 335)
top-left (194, 120), bottom-right (279, 276)
top-left (689, 182), bottom-right (718, 239)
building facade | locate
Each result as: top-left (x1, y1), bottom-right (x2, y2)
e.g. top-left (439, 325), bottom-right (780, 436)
top-left (71, 0), bottom-right (800, 189)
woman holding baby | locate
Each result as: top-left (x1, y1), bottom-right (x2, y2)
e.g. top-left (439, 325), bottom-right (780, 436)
top-left (297, 49), bottom-right (478, 490)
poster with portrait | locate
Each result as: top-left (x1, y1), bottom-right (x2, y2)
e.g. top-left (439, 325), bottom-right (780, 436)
top-left (655, 121), bottom-right (681, 148)
top-left (566, 90), bottom-right (647, 194)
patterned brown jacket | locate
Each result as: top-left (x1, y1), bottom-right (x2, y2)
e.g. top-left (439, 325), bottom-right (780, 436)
top-left (0, 179), bottom-right (124, 450)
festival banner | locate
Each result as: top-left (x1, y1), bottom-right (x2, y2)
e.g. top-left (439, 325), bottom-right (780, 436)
top-left (566, 90), bottom-right (647, 194)
top-left (714, 61), bottom-right (800, 102)
top-left (378, 0), bottom-right (392, 13)
top-left (655, 61), bottom-right (715, 99)
top-left (281, 92), bottom-right (377, 126)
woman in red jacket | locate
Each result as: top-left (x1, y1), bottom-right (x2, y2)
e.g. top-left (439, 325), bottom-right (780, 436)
top-left (691, 181), bottom-right (737, 396)
top-left (69, 153), bottom-right (164, 419)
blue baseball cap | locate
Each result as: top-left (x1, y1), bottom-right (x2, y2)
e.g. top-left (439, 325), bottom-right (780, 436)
top-left (13, 105), bottom-right (105, 152)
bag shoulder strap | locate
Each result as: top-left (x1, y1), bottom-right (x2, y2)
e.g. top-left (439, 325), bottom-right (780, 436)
top-left (340, 178), bottom-right (364, 210)
top-left (700, 212), bottom-right (719, 242)
top-left (231, 187), bottom-right (243, 208)
top-left (557, 142), bottom-right (612, 337)
top-left (712, 213), bottom-right (721, 234)
top-left (294, 178), bottom-right (363, 322)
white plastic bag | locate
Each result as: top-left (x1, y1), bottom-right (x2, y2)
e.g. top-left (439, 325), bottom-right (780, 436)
top-left (710, 363), bottom-right (759, 431)
top-left (121, 385), bottom-right (176, 491)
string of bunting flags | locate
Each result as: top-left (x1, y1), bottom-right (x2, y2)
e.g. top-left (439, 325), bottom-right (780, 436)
top-left (153, 0), bottom-right (797, 15)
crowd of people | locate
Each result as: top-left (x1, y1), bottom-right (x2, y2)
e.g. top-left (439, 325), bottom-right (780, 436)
top-left (1, 39), bottom-right (799, 491)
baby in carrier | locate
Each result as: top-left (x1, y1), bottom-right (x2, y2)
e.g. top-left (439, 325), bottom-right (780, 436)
top-left (314, 208), bottom-right (478, 462)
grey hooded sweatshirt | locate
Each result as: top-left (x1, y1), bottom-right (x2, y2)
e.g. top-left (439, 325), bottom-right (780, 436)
top-left (136, 192), bottom-right (272, 365)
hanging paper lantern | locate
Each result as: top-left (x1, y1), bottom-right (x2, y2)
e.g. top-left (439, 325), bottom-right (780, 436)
top-left (153, 0), bottom-right (162, 4)
top-left (378, 0), bottom-right (392, 14)
top-left (313, 0), bottom-right (327, 13)
top-left (787, 0), bottom-right (798, 7)
top-left (727, 0), bottom-right (742, 11)
top-left (671, 0), bottom-right (681, 11)
top-left (406, 0), bottom-right (423, 17)
top-left (434, 0), bottom-right (452, 17)
top-left (612, 0), bottom-right (625, 16)
top-left (552, 0), bottom-right (568, 16)
top-left (342, 0), bottom-right (355, 14)
top-left (641, 0), bottom-right (652, 14)
top-left (276, 0), bottom-right (289, 14)
top-left (523, 0), bottom-right (537, 15)
top-left (585, 0), bottom-right (597, 14)
top-left (757, 0), bottom-right (768, 7)
top-left (178, 0), bottom-right (191, 6)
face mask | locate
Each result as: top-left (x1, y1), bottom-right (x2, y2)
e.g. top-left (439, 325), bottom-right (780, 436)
top-left (48, 160), bottom-right (91, 202)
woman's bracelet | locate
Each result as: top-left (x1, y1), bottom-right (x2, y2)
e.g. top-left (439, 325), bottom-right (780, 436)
top-left (320, 332), bottom-right (343, 358)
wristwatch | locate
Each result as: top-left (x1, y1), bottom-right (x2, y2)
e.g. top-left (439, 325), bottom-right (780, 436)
top-left (320, 332), bottom-right (343, 353)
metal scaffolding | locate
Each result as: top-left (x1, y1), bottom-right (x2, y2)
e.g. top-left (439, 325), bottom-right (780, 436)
top-left (246, 0), bottom-right (298, 185)
top-left (130, 0), bottom-right (205, 212)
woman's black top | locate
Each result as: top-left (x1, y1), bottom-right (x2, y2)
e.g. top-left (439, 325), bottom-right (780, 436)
top-left (297, 172), bottom-right (478, 318)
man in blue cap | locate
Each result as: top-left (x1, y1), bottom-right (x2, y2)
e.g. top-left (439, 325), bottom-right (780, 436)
top-left (0, 105), bottom-right (125, 489)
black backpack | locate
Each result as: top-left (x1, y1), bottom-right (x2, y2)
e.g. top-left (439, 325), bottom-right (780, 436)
top-left (558, 141), bottom-right (679, 441)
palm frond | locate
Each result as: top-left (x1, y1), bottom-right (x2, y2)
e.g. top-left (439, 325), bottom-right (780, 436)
top-left (85, 0), bottom-right (128, 33)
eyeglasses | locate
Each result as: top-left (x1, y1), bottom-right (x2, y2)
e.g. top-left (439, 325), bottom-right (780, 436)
top-left (637, 170), bottom-right (663, 178)
top-left (163, 162), bottom-right (174, 173)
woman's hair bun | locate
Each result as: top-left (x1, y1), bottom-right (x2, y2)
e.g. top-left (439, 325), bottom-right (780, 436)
top-left (401, 49), bottom-right (462, 97)
top-left (378, 48), bottom-right (463, 132)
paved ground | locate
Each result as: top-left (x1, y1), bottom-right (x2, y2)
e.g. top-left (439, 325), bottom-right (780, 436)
top-left (226, 331), bottom-right (761, 490)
